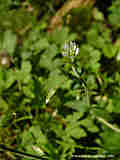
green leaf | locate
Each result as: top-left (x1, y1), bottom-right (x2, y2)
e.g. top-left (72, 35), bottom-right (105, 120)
top-left (14, 69), bottom-right (24, 81)
top-left (87, 29), bottom-right (98, 45)
top-left (64, 99), bottom-right (89, 113)
top-left (0, 96), bottom-right (8, 112)
top-left (101, 130), bottom-right (120, 153)
top-left (21, 51), bottom-right (33, 60)
top-left (80, 117), bottom-right (99, 132)
top-left (103, 44), bottom-right (117, 58)
top-left (65, 112), bottom-right (86, 138)
top-left (3, 30), bottom-right (16, 55)
top-left (48, 27), bottom-right (76, 45)
top-left (39, 44), bottom-right (58, 70)
top-left (0, 68), bottom-right (5, 93)
top-left (112, 96), bottom-right (120, 113)
top-left (96, 37), bottom-right (105, 49)
top-left (87, 75), bottom-right (97, 89)
top-left (21, 61), bottom-right (32, 73)
top-left (21, 130), bottom-right (34, 146)
top-left (90, 49), bottom-right (101, 62)
top-left (0, 31), bottom-right (4, 50)
top-left (0, 69), bottom-right (15, 90)
top-left (23, 86), bottom-right (35, 98)
top-left (29, 126), bottom-right (47, 144)
top-left (4, 69), bottom-right (16, 89)
top-left (66, 125), bottom-right (86, 139)
top-left (45, 69), bottom-right (67, 91)
top-left (93, 8), bottom-right (104, 21)
top-left (32, 38), bottom-right (49, 54)
top-left (108, 1), bottom-right (120, 29)
top-left (14, 68), bottom-right (32, 83)
top-left (88, 49), bottom-right (101, 72)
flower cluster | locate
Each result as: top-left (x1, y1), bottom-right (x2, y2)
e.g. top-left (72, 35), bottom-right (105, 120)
top-left (62, 40), bottom-right (80, 61)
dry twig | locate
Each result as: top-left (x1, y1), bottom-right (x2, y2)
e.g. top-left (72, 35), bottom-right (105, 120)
top-left (97, 116), bottom-right (120, 133)
top-left (48, 0), bottom-right (95, 31)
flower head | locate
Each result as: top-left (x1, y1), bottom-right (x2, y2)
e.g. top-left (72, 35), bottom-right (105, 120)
top-left (62, 40), bottom-right (80, 61)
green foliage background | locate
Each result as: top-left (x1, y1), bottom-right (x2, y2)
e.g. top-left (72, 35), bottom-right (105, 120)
top-left (0, 0), bottom-right (120, 159)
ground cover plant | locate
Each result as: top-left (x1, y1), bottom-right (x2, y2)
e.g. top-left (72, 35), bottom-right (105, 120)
top-left (0, 0), bottom-right (120, 160)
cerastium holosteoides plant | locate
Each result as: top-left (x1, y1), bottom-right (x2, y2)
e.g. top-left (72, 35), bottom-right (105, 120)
top-left (1, 0), bottom-right (120, 159)
top-left (62, 41), bottom-right (120, 133)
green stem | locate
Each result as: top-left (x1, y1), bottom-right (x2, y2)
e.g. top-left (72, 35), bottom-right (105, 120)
top-left (13, 115), bottom-right (33, 123)
top-left (72, 65), bottom-right (90, 107)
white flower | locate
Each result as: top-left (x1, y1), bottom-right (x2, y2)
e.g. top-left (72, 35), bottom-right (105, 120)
top-left (62, 40), bottom-right (80, 59)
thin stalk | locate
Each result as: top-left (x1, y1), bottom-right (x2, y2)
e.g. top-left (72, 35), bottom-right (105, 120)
top-left (72, 65), bottom-right (90, 107)
top-left (13, 115), bottom-right (33, 123)
top-left (0, 144), bottom-right (47, 160)
top-left (72, 154), bottom-right (114, 158)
